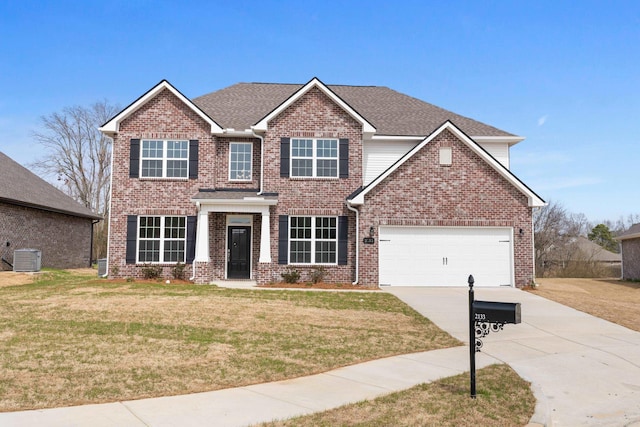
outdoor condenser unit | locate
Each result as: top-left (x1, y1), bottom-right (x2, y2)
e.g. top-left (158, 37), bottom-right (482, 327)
top-left (13, 249), bottom-right (42, 272)
top-left (97, 258), bottom-right (107, 277)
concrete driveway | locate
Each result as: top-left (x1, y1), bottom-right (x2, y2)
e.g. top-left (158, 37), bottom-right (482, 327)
top-left (384, 286), bottom-right (640, 426)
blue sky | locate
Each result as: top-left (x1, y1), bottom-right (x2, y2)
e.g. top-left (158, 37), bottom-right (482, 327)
top-left (1, 0), bottom-right (638, 224)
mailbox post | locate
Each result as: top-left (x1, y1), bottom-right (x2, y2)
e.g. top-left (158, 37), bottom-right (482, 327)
top-left (468, 274), bottom-right (521, 398)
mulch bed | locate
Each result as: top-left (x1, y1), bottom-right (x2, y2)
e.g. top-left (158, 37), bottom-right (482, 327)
top-left (257, 282), bottom-right (379, 290)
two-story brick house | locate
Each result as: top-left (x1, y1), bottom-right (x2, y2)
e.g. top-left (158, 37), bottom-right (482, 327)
top-left (100, 78), bottom-right (544, 287)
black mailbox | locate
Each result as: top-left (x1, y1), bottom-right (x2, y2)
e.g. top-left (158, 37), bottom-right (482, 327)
top-left (473, 300), bottom-right (521, 324)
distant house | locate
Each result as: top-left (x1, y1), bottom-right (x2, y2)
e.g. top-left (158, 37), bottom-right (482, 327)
top-left (617, 223), bottom-right (640, 280)
top-left (544, 236), bottom-right (621, 278)
top-left (0, 151), bottom-right (101, 270)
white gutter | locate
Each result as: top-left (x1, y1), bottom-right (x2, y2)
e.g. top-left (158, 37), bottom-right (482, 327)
top-left (102, 139), bottom-right (115, 278)
top-left (189, 201), bottom-right (200, 281)
top-left (346, 201), bottom-right (359, 285)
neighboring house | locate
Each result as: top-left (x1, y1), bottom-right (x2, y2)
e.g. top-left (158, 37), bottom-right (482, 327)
top-left (0, 151), bottom-right (101, 270)
top-left (99, 78), bottom-right (545, 288)
top-left (616, 223), bottom-right (640, 280)
top-left (544, 236), bottom-right (621, 278)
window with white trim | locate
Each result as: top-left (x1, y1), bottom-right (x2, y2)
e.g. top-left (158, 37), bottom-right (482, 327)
top-left (229, 142), bottom-right (252, 181)
top-left (289, 216), bottom-right (337, 264)
top-left (141, 140), bottom-right (188, 178)
top-left (138, 216), bottom-right (186, 263)
top-left (291, 138), bottom-right (338, 178)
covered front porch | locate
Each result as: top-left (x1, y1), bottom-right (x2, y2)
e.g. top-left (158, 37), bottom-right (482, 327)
top-left (191, 190), bottom-right (278, 284)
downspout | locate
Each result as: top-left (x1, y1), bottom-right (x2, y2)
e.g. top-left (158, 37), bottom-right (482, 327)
top-left (189, 201), bottom-right (200, 281)
top-left (103, 136), bottom-right (116, 278)
top-left (250, 129), bottom-right (265, 195)
top-left (346, 201), bottom-right (359, 285)
top-left (531, 206), bottom-right (539, 285)
top-left (90, 219), bottom-right (101, 267)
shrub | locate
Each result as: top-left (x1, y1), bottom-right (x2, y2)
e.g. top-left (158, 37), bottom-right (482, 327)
top-left (309, 266), bottom-right (327, 284)
top-left (141, 264), bottom-right (162, 280)
top-left (281, 268), bottom-right (300, 284)
top-left (172, 262), bottom-right (185, 280)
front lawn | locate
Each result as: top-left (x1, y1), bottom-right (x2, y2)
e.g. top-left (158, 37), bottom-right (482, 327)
top-left (0, 270), bottom-right (460, 411)
top-left (531, 277), bottom-right (640, 332)
top-left (260, 364), bottom-right (535, 427)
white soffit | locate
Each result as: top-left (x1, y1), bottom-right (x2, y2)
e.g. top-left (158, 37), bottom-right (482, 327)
top-left (472, 135), bottom-right (525, 146)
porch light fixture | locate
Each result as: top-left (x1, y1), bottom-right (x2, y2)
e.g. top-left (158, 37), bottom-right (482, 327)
top-left (369, 226), bottom-right (375, 237)
top-left (519, 228), bottom-right (524, 237)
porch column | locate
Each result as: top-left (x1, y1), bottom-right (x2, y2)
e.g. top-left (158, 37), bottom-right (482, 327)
top-left (195, 209), bottom-right (210, 262)
top-left (259, 208), bottom-right (271, 263)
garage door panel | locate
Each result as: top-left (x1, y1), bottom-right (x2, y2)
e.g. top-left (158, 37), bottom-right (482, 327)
top-left (378, 226), bottom-right (513, 287)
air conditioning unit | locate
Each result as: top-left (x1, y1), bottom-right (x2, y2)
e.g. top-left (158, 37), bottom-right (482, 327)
top-left (97, 258), bottom-right (108, 277)
top-left (13, 249), bottom-right (42, 272)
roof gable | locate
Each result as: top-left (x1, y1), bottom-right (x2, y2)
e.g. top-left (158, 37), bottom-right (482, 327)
top-left (0, 152), bottom-right (100, 219)
top-left (252, 77), bottom-right (376, 135)
top-left (348, 121), bottom-right (545, 207)
top-left (99, 80), bottom-right (223, 136)
top-left (192, 80), bottom-right (518, 139)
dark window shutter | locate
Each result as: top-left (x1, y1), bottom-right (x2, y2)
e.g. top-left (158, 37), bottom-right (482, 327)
top-left (339, 138), bottom-right (349, 178)
top-left (280, 137), bottom-right (290, 178)
top-left (338, 215), bottom-right (348, 265)
top-left (278, 215), bottom-right (289, 264)
top-left (189, 140), bottom-right (199, 179)
top-left (126, 215), bottom-right (138, 264)
top-left (186, 216), bottom-right (197, 263)
top-left (130, 139), bottom-right (140, 178)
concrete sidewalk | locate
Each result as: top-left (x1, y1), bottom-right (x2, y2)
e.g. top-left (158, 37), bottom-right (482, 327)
top-left (385, 286), bottom-right (640, 427)
top-left (3, 285), bottom-right (639, 426)
top-left (0, 347), bottom-right (499, 427)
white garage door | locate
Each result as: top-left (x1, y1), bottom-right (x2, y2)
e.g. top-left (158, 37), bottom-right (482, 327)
top-left (378, 227), bottom-right (513, 287)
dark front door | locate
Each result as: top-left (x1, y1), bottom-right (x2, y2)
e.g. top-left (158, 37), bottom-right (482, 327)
top-left (227, 226), bottom-right (250, 279)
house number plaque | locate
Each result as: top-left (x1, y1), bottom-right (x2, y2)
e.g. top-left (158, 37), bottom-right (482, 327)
top-left (362, 237), bottom-right (375, 244)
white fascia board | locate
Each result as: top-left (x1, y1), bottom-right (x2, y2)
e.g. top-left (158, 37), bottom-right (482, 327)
top-left (253, 77), bottom-right (376, 134)
top-left (471, 135), bottom-right (525, 146)
top-left (617, 232), bottom-right (640, 241)
top-left (99, 80), bottom-right (223, 136)
top-left (370, 135), bottom-right (425, 141)
top-left (351, 121), bottom-right (545, 207)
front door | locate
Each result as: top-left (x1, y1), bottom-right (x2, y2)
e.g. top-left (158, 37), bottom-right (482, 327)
top-left (227, 226), bottom-right (250, 279)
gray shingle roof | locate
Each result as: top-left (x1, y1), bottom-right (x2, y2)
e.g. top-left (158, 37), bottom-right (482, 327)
top-left (192, 82), bottom-right (515, 137)
top-left (617, 223), bottom-right (640, 240)
top-left (0, 151), bottom-right (101, 220)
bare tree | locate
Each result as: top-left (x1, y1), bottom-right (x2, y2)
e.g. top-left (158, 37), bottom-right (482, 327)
top-left (30, 100), bottom-right (119, 259)
top-left (533, 200), bottom-right (586, 277)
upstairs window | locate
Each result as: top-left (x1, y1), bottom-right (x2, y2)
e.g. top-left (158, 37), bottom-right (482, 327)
top-left (141, 140), bottom-right (188, 178)
top-left (229, 142), bottom-right (253, 181)
top-left (291, 138), bottom-right (338, 178)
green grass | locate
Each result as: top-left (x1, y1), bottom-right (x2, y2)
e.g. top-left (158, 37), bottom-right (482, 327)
top-left (260, 364), bottom-right (536, 427)
top-left (0, 269), bottom-right (460, 411)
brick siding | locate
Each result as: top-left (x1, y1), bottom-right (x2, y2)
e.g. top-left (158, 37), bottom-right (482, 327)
top-left (256, 86), bottom-right (361, 284)
top-left (358, 129), bottom-right (534, 288)
top-left (621, 238), bottom-right (640, 280)
top-left (0, 201), bottom-right (92, 270)
top-left (107, 84), bottom-right (536, 288)
top-left (108, 88), bottom-right (212, 279)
